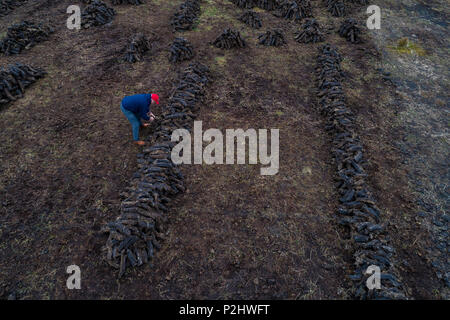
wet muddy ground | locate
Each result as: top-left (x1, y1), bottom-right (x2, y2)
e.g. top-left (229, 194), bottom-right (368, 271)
top-left (0, 0), bottom-right (447, 299)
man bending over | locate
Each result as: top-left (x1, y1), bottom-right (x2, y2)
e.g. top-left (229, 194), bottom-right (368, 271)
top-left (120, 93), bottom-right (159, 146)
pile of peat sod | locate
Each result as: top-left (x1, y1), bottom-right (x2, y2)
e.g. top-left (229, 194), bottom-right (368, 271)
top-left (0, 63), bottom-right (46, 106)
top-left (273, 0), bottom-right (313, 22)
top-left (81, 0), bottom-right (116, 29)
top-left (0, 0), bottom-right (27, 17)
top-left (0, 21), bottom-right (53, 55)
top-left (231, 0), bottom-right (279, 10)
top-left (103, 63), bottom-right (209, 278)
top-left (258, 29), bottom-right (286, 46)
top-left (123, 33), bottom-right (151, 63)
top-left (170, 0), bottom-right (200, 31)
top-left (315, 44), bottom-right (407, 300)
top-left (111, 0), bottom-right (144, 4)
top-left (338, 18), bottom-right (362, 44)
top-left (255, 0), bottom-right (278, 10)
top-left (230, 0), bottom-right (255, 9)
top-left (324, 0), bottom-right (345, 17)
top-left (168, 37), bottom-right (194, 63)
top-left (239, 10), bottom-right (262, 29)
top-left (294, 18), bottom-right (324, 44)
top-left (212, 28), bottom-right (246, 49)
top-left (347, 0), bottom-right (368, 4)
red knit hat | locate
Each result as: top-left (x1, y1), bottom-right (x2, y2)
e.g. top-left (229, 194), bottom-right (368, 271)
top-left (151, 93), bottom-right (159, 104)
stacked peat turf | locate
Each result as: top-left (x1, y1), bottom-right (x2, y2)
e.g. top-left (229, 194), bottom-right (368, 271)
top-left (111, 0), bottom-right (144, 4)
top-left (324, 0), bottom-right (345, 17)
top-left (230, 0), bottom-right (255, 9)
top-left (0, 63), bottom-right (46, 106)
top-left (123, 33), bottom-right (151, 63)
top-left (81, 0), bottom-right (116, 28)
top-left (347, 0), bottom-right (368, 4)
top-left (338, 18), bottom-right (362, 43)
top-left (103, 63), bottom-right (209, 278)
top-left (169, 37), bottom-right (194, 63)
top-left (0, 21), bottom-right (53, 55)
top-left (157, 63), bottom-right (209, 135)
top-left (315, 44), bottom-right (407, 300)
top-left (294, 18), bottom-right (324, 43)
top-left (258, 29), bottom-right (286, 46)
top-left (212, 28), bottom-right (246, 49)
top-left (170, 0), bottom-right (200, 31)
top-left (239, 10), bottom-right (262, 29)
top-left (0, 0), bottom-right (27, 17)
top-left (255, 0), bottom-right (278, 11)
top-left (273, 0), bottom-right (312, 22)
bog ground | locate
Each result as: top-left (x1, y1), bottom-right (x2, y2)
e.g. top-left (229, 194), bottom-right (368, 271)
top-left (0, 0), bottom-right (448, 299)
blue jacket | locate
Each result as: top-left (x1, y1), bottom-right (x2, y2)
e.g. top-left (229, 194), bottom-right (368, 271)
top-left (121, 94), bottom-right (151, 120)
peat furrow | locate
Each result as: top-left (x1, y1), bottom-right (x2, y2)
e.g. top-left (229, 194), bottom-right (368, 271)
top-left (315, 44), bottom-right (408, 300)
top-left (103, 62), bottom-right (209, 278)
top-left (0, 63), bottom-right (46, 107)
top-left (170, 0), bottom-right (201, 32)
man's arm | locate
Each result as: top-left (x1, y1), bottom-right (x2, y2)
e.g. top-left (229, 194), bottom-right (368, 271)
top-left (140, 103), bottom-right (150, 121)
top-left (140, 112), bottom-right (150, 121)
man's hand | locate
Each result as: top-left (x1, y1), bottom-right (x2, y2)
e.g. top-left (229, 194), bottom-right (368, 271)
top-left (147, 112), bottom-right (155, 122)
